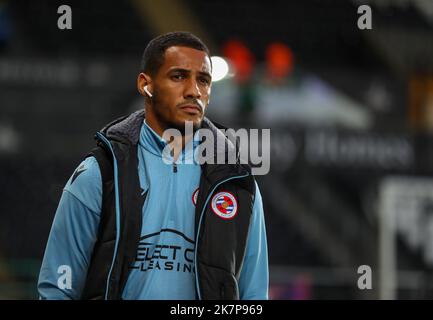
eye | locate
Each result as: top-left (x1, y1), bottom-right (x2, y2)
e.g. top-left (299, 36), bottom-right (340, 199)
top-left (171, 73), bottom-right (185, 81)
top-left (199, 77), bottom-right (211, 85)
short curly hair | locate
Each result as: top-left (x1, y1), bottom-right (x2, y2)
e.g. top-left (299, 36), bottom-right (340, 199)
top-left (140, 31), bottom-right (211, 76)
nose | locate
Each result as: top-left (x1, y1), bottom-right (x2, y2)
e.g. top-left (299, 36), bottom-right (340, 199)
top-left (184, 78), bottom-right (201, 100)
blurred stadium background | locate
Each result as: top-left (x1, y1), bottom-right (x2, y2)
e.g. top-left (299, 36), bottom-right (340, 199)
top-left (1, 0), bottom-right (433, 299)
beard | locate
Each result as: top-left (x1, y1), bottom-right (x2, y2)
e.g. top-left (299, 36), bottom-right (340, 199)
top-left (150, 88), bottom-right (203, 135)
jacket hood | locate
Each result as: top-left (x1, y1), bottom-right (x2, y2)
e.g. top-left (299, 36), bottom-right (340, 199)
top-left (98, 109), bottom-right (239, 161)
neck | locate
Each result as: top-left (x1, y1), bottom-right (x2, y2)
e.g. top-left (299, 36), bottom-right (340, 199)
top-left (145, 106), bottom-right (166, 137)
top-left (145, 107), bottom-right (194, 161)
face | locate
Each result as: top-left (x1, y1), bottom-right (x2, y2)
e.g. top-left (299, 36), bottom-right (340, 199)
top-left (140, 46), bottom-right (212, 133)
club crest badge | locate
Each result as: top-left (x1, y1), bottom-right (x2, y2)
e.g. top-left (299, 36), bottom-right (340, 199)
top-left (192, 188), bottom-right (199, 206)
top-left (211, 191), bottom-right (238, 220)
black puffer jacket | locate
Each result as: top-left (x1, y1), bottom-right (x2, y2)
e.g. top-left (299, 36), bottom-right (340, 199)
top-left (80, 110), bottom-right (256, 300)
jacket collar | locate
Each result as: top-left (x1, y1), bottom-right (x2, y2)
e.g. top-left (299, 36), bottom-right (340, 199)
top-left (101, 109), bottom-right (145, 145)
top-left (98, 109), bottom-right (250, 177)
top-left (100, 109), bottom-right (236, 153)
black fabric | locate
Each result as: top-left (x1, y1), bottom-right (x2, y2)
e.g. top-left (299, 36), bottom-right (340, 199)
top-left (80, 111), bottom-right (256, 300)
top-left (81, 145), bottom-right (116, 300)
top-left (194, 180), bottom-right (255, 300)
top-left (81, 132), bottom-right (146, 299)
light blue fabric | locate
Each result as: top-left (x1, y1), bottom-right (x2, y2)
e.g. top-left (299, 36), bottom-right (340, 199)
top-left (37, 120), bottom-right (269, 300)
top-left (37, 156), bottom-right (102, 300)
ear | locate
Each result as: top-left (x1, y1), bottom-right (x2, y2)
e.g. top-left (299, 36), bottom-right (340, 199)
top-left (137, 73), bottom-right (152, 96)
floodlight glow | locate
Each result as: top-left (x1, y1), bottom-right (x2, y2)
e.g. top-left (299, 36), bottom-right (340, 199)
top-left (210, 56), bottom-right (229, 82)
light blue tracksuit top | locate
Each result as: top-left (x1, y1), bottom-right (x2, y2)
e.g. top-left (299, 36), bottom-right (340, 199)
top-left (37, 120), bottom-right (269, 300)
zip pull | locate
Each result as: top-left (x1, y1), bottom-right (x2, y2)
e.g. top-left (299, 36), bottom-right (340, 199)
top-left (173, 162), bottom-right (177, 173)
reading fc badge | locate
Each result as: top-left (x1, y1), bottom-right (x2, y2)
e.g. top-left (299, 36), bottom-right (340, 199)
top-left (211, 191), bottom-right (238, 220)
top-left (192, 188), bottom-right (199, 206)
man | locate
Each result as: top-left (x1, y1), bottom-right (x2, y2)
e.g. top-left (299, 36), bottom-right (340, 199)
top-left (38, 31), bottom-right (268, 300)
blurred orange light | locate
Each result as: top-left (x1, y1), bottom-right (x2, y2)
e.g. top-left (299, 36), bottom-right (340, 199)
top-left (222, 39), bottom-right (255, 83)
top-left (265, 42), bottom-right (294, 80)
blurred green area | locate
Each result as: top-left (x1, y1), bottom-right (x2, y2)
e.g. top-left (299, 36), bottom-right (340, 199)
top-left (0, 259), bottom-right (40, 299)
